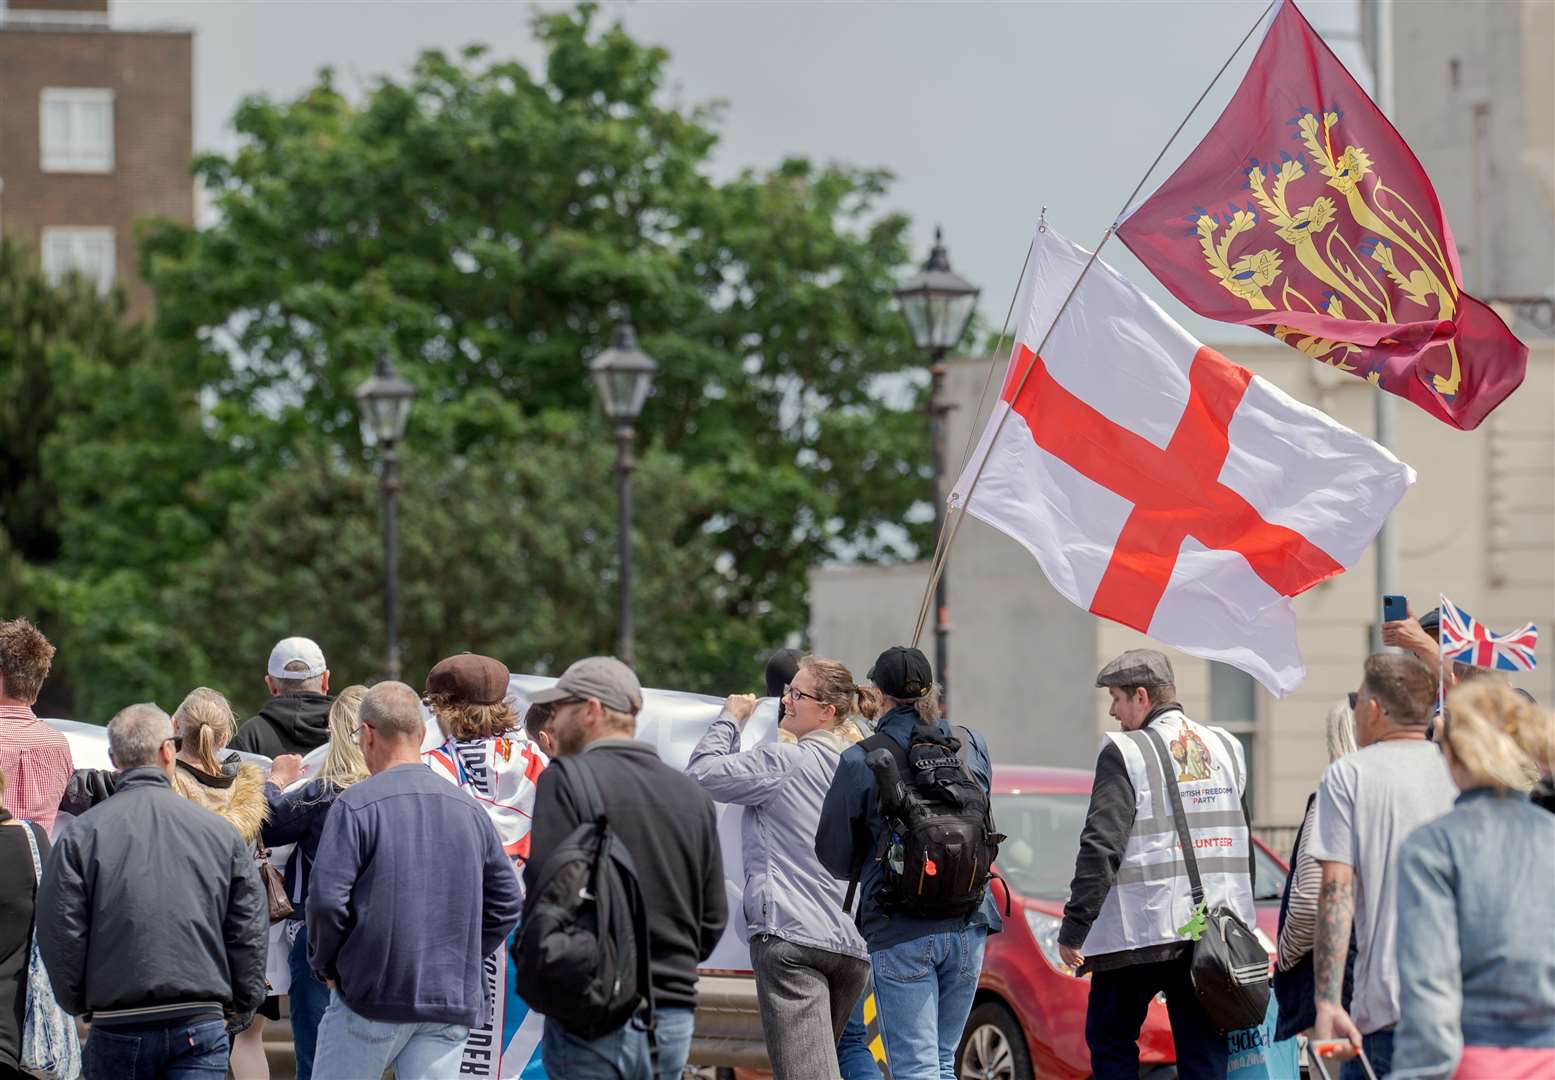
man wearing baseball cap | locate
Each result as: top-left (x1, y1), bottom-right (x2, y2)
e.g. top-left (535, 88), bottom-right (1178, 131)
top-left (815, 645), bottom-right (1002, 1078)
top-left (523, 657), bottom-right (727, 1078)
top-left (229, 637), bottom-right (335, 758)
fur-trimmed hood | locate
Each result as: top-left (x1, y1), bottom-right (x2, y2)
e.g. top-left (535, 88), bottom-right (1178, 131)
top-left (171, 757), bottom-right (269, 846)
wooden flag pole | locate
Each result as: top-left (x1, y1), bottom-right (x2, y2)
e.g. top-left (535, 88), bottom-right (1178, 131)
top-left (910, 0), bottom-right (1281, 651)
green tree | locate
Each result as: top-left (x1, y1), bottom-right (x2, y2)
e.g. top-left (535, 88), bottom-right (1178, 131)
top-left (0, 237), bottom-right (221, 718)
top-left (134, 5), bottom-right (931, 696)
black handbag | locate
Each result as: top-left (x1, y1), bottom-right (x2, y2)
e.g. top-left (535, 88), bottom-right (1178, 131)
top-left (1145, 726), bottom-right (1271, 1033)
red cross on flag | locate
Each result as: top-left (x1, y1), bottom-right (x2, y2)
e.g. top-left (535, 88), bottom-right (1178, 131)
top-left (952, 229), bottom-right (1415, 694)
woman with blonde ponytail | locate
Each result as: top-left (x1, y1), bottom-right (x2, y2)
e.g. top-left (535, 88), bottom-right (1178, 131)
top-left (1392, 681), bottom-right (1555, 1080)
top-left (686, 655), bottom-right (872, 1080)
top-left (169, 687), bottom-right (272, 1080)
top-left (258, 686), bottom-right (369, 1080)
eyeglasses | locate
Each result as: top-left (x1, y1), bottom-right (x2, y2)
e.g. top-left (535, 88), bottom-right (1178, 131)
top-left (350, 720), bottom-right (376, 738)
top-left (1347, 692), bottom-right (1358, 710)
top-left (163, 736), bottom-right (182, 751)
top-left (783, 685), bottom-right (823, 705)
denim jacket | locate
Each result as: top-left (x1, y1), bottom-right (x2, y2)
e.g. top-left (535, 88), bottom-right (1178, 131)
top-left (1391, 788), bottom-right (1555, 1079)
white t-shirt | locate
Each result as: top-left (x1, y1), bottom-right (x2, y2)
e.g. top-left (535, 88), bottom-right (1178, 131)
top-left (1308, 739), bottom-right (1457, 1033)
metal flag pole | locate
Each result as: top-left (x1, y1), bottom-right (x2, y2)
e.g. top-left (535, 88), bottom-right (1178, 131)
top-left (1370, 0), bottom-right (1399, 652)
top-left (911, 0), bottom-right (1281, 649)
top-left (1438, 592), bottom-right (1447, 714)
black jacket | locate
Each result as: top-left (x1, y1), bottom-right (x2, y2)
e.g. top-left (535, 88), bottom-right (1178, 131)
top-left (0, 816), bottom-right (48, 1071)
top-left (36, 768), bottom-right (268, 1029)
top-left (229, 691), bottom-right (334, 758)
top-left (524, 739), bottom-right (727, 1011)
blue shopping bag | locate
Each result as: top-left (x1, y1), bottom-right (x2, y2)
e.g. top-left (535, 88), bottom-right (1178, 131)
top-left (1227, 994), bottom-right (1301, 1079)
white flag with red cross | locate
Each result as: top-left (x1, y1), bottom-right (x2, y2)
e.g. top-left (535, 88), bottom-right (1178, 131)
top-left (952, 228), bottom-right (1416, 695)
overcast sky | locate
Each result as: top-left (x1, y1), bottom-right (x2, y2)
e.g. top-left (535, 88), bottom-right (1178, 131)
top-left (115, 0), bottom-right (1373, 346)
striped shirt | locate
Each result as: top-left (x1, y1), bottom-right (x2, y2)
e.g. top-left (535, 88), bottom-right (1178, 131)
top-left (0, 705), bottom-right (74, 835)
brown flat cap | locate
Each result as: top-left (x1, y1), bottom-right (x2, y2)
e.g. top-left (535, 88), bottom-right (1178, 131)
top-left (425, 653), bottom-right (510, 705)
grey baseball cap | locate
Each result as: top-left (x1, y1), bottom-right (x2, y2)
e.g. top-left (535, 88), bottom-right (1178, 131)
top-left (1096, 648), bottom-right (1175, 689)
top-left (528, 656), bottom-right (643, 715)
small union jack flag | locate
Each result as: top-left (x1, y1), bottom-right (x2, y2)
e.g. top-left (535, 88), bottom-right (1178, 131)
top-left (1439, 597), bottom-right (1539, 672)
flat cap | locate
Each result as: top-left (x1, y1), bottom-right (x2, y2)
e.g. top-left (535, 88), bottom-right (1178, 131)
top-left (528, 656), bottom-right (643, 716)
top-left (425, 653), bottom-right (511, 706)
top-left (1095, 648), bottom-right (1175, 689)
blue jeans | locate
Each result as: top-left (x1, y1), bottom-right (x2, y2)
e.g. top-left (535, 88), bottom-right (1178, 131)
top-left (310, 990), bottom-right (468, 1080)
top-left (83, 1016), bottom-right (229, 1080)
top-left (870, 927), bottom-right (987, 1080)
top-left (838, 985), bottom-right (882, 1080)
top-left (287, 922), bottom-right (330, 1080)
top-left (540, 1007), bottom-right (694, 1080)
top-left (1341, 1028), bottom-right (1394, 1080)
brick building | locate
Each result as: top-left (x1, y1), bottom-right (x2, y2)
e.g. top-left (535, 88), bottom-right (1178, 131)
top-left (0, 0), bottom-right (192, 318)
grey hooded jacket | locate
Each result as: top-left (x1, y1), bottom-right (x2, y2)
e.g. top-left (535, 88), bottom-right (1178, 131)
top-left (688, 715), bottom-right (867, 961)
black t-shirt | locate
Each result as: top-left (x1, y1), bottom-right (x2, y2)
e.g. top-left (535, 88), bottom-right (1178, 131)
top-left (0, 816), bottom-right (49, 1070)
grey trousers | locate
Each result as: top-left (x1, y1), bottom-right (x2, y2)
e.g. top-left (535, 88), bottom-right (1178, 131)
top-left (750, 934), bottom-right (873, 1080)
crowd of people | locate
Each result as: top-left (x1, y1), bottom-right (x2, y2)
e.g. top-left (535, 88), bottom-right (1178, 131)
top-left (1, 608), bottom-right (1552, 1080)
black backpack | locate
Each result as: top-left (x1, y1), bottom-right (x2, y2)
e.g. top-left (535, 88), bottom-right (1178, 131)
top-left (849, 722), bottom-right (1004, 920)
top-left (510, 757), bottom-right (657, 1064)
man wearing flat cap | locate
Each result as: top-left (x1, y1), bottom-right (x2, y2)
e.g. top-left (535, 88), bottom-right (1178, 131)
top-left (1058, 648), bottom-right (1256, 1079)
top-left (523, 657), bottom-right (726, 1078)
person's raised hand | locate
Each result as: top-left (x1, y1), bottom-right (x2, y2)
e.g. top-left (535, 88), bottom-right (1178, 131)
top-left (722, 694), bottom-right (757, 726)
top-left (269, 754), bottom-right (304, 788)
top-left (1381, 606), bottom-right (1440, 667)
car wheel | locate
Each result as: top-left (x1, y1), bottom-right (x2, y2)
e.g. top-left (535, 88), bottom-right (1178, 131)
top-left (956, 1001), bottom-right (1032, 1080)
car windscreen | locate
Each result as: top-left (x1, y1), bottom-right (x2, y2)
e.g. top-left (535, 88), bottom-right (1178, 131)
top-left (1251, 839), bottom-right (1287, 902)
top-left (993, 791), bottom-right (1290, 902)
top-left (990, 792), bottom-right (1091, 901)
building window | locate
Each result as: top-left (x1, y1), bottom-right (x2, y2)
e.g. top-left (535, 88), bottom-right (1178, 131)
top-left (1209, 661), bottom-right (1258, 816)
top-left (40, 88), bottom-right (115, 173)
top-left (41, 228), bottom-right (116, 294)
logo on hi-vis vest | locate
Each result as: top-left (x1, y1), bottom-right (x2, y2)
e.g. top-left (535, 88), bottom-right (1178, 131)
top-left (1169, 729), bottom-right (1213, 782)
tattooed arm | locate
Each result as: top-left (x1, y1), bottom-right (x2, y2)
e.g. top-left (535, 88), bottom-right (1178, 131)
top-left (1312, 860), bottom-right (1362, 1048)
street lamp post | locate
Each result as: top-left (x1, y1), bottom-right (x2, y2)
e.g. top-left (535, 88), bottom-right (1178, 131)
top-left (355, 353), bottom-right (417, 682)
top-left (894, 227), bottom-right (980, 714)
top-left (589, 321), bottom-right (658, 669)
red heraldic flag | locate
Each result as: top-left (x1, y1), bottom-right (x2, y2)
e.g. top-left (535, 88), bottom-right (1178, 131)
top-left (1117, 0), bottom-right (1527, 431)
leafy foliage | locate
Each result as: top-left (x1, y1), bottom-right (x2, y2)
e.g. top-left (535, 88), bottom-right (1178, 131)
top-left (7, 5), bottom-right (933, 719)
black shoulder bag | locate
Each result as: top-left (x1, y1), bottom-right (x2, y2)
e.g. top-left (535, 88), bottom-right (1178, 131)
top-left (1144, 725), bottom-right (1270, 1033)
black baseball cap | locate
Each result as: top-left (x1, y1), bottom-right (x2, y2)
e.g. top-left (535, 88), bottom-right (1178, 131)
top-left (868, 646), bottom-right (933, 700)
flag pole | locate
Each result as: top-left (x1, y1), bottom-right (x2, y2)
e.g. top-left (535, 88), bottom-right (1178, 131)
top-left (910, 0), bottom-right (1281, 649)
top-left (1438, 592), bottom-right (1446, 716)
top-left (1370, 0), bottom-right (1398, 653)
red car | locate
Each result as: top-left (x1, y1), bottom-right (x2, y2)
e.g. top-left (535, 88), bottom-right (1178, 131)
top-left (954, 765), bottom-right (1288, 1080)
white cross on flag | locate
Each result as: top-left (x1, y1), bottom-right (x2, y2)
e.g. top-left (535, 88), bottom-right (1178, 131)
top-left (952, 228), bottom-right (1416, 695)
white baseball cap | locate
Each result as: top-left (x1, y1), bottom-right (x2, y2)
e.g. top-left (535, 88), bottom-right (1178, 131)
top-left (267, 637), bottom-right (327, 680)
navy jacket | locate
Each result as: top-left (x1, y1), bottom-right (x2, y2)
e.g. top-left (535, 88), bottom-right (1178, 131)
top-left (260, 778), bottom-right (341, 912)
top-left (815, 705), bottom-right (1003, 951)
top-left (306, 763), bottom-right (522, 1026)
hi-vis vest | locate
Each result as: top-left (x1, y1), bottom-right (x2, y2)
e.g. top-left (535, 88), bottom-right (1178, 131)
top-left (1082, 708), bottom-right (1256, 958)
